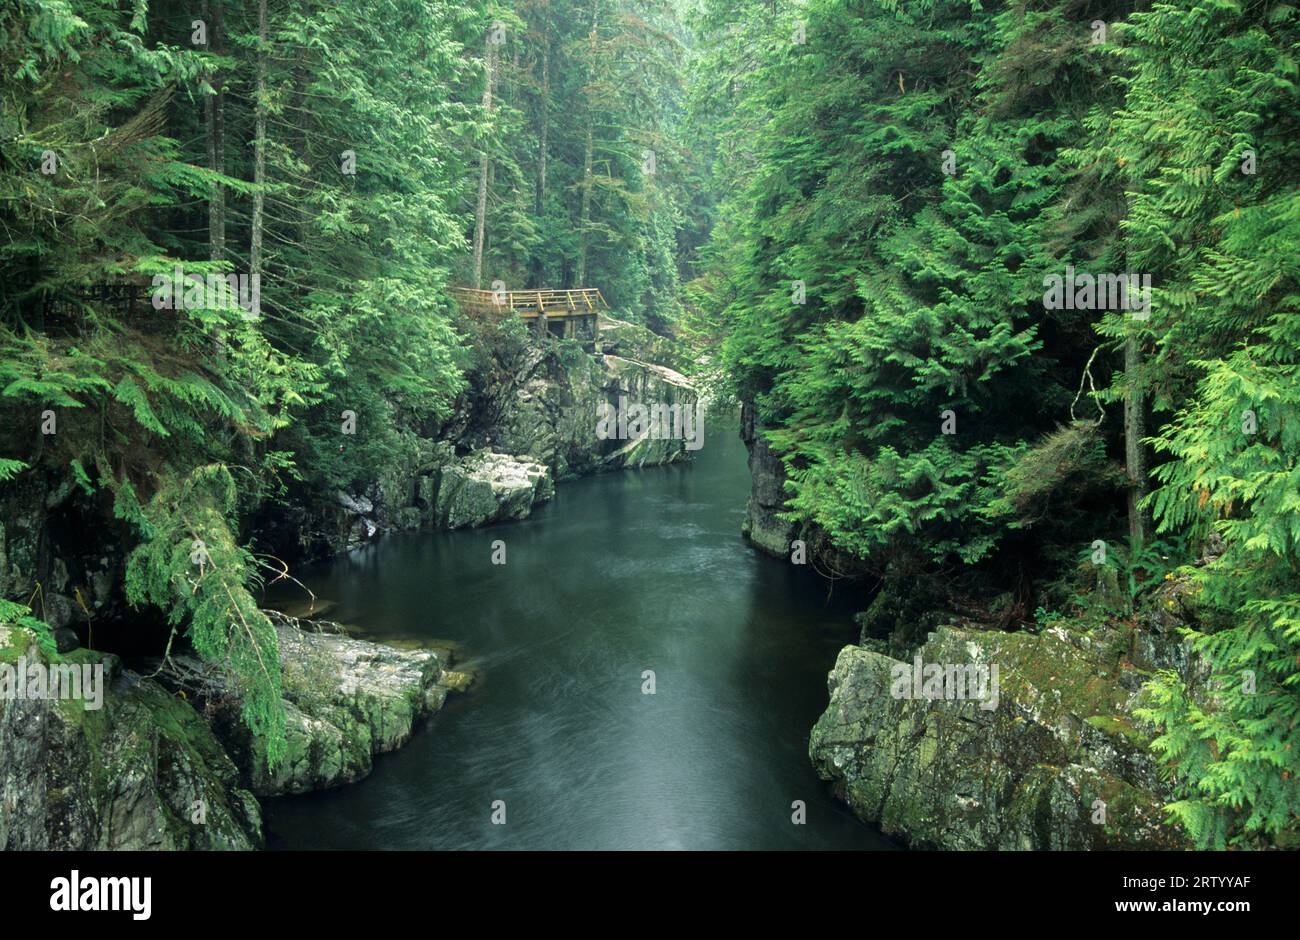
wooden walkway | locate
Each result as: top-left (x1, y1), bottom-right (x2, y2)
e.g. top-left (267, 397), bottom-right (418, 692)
top-left (450, 287), bottom-right (608, 318)
top-left (450, 287), bottom-right (607, 340)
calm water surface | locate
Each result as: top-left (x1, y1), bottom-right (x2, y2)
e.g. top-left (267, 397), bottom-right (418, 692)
top-left (264, 422), bottom-right (891, 850)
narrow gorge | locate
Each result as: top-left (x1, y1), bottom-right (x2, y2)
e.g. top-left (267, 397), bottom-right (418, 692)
top-left (1, 0), bottom-right (1295, 878)
top-left (2, 313), bottom-right (706, 849)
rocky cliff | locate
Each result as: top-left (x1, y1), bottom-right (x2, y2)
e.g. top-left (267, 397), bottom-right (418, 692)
top-left (0, 623), bottom-right (262, 850)
top-left (462, 315), bottom-right (700, 478)
top-left (739, 401), bottom-right (796, 557)
top-left (180, 612), bottom-right (471, 797)
top-left (268, 314), bottom-right (700, 557)
top-left (808, 586), bottom-right (1203, 850)
top-left (0, 475), bottom-right (128, 637)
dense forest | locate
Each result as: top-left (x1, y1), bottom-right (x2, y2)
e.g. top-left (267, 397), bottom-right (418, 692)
top-left (1, 0), bottom-right (1297, 852)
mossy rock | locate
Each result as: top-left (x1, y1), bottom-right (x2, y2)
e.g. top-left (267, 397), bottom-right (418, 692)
top-left (809, 624), bottom-right (1189, 850)
top-left (0, 635), bottom-right (261, 849)
top-left (205, 614), bottom-right (466, 797)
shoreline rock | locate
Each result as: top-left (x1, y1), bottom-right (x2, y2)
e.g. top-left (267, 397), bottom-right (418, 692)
top-left (431, 451), bottom-right (554, 529)
top-left (739, 400), bottom-right (796, 557)
top-left (199, 612), bottom-right (470, 797)
top-left (0, 624), bottom-right (262, 850)
top-left (809, 622), bottom-right (1191, 850)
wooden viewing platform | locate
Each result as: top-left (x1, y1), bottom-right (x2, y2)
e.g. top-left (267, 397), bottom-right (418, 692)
top-left (450, 287), bottom-right (607, 341)
top-left (450, 287), bottom-right (608, 317)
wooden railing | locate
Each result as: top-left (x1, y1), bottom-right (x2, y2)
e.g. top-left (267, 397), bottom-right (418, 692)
top-left (450, 287), bottom-right (608, 318)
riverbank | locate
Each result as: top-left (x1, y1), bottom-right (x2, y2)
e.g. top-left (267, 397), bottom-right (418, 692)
top-left (261, 422), bottom-right (890, 850)
top-left (0, 313), bottom-right (710, 848)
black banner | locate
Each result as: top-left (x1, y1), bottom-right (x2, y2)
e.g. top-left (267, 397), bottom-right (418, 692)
top-left (3, 850), bottom-right (1287, 927)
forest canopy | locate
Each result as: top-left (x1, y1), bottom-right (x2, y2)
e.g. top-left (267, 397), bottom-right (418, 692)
top-left (1, 0), bottom-right (1297, 848)
top-left (687, 0), bottom-right (1298, 848)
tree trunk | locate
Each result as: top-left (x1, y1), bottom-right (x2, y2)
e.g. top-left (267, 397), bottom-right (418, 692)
top-left (1122, 184), bottom-right (1149, 549)
top-left (205, 0), bottom-right (226, 263)
top-left (472, 32), bottom-right (497, 289)
top-left (577, 125), bottom-right (593, 288)
top-left (1124, 330), bottom-right (1149, 547)
top-left (576, 0), bottom-right (598, 288)
top-left (531, 38), bottom-right (549, 288)
top-left (249, 0), bottom-right (267, 283)
top-left (291, 52), bottom-right (309, 252)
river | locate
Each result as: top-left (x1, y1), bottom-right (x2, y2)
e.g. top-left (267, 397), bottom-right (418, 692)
top-left (263, 420), bottom-right (891, 850)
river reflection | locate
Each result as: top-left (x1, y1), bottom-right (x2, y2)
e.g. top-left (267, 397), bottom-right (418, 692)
top-left (263, 421), bottom-right (892, 850)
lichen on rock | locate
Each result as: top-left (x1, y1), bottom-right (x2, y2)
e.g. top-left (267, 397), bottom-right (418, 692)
top-left (431, 451), bottom-right (554, 529)
top-left (809, 622), bottom-right (1192, 850)
top-left (196, 612), bottom-right (469, 797)
top-left (0, 624), bottom-right (262, 850)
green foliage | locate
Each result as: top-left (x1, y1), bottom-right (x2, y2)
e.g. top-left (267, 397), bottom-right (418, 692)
top-left (692, 0), bottom-right (1299, 845)
top-left (1107, 0), bottom-right (1300, 849)
top-left (1032, 606), bottom-right (1063, 629)
top-left (121, 464), bottom-right (285, 766)
top-left (0, 0), bottom-right (702, 764)
top-left (983, 423), bottom-right (1125, 530)
top-left (483, 0), bottom-right (696, 327)
top-left (1079, 536), bottom-right (1191, 613)
top-left (0, 0), bottom-right (481, 754)
top-left (699, 0), bottom-right (1121, 576)
top-left (0, 599), bottom-right (59, 658)
top-left (3, 0), bottom-right (1296, 849)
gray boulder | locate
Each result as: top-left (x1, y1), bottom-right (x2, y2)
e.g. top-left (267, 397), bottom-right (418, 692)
top-left (432, 451), bottom-right (554, 529)
top-left (201, 612), bottom-right (471, 797)
top-left (809, 623), bottom-right (1191, 850)
top-left (0, 624), bottom-right (261, 850)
